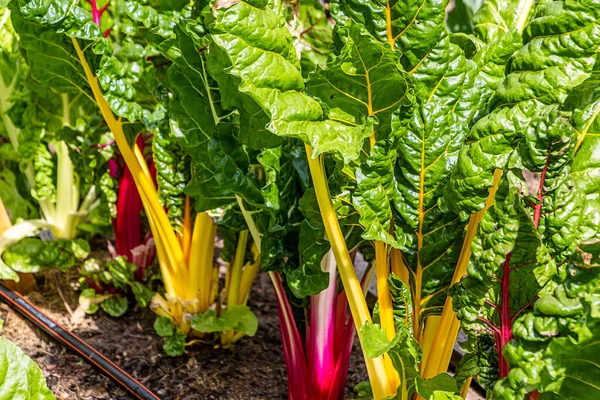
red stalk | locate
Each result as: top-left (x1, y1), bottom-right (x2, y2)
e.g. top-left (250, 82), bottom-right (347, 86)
top-left (498, 253), bottom-right (512, 378)
top-left (112, 135), bottom-right (156, 280)
top-left (533, 147), bottom-right (551, 228)
top-left (308, 252), bottom-right (337, 398)
top-left (88, 0), bottom-right (111, 37)
top-left (88, 0), bottom-right (109, 27)
top-left (496, 147), bottom-right (551, 378)
top-left (270, 250), bottom-right (363, 399)
top-left (271, 273), bottom-right (309, 400)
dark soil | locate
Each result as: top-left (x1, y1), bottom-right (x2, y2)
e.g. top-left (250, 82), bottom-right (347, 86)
top-left (0, 269), bottom-right (368, 400)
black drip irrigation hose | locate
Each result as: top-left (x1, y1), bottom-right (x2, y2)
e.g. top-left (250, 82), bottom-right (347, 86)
top-left (0, 282), bottom-right (160, 400)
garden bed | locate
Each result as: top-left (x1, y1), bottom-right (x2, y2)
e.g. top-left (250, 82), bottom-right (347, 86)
top-left (0, 269), bottom-right (368, 399)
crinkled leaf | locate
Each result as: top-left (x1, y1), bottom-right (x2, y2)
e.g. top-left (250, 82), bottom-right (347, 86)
top-left (100, 295), bottom-right (128, 317)
top-left (154, 316), bottom-right (175, 337)
top-left (0, 337), bottom-right (55, 400)
top-left (208, 0), bottom-right (371, 162)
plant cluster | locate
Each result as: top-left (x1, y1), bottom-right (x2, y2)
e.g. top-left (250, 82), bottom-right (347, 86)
top-left (0, 0), bottom-right (599, 399)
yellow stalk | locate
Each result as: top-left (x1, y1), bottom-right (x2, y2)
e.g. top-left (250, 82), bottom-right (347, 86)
top-left (420, 315), bottom-right (440, 368)
top-left (222, 230), bottom-right (249, 345)
top-left (460, 377), bottom-right (473, 399)
top-left (227, 230), bottom-right (249, 307)
top-left (421, 169), bottom-right (502, 379)
top-left (202, 219), bottom-right (218, 305)
top-left (0, 198), bottom-right (11, 234)
top-left (133, 142), bottom-right (155, 185)
top-left (305, 145), bottom-right (396, 399)
top-left (146, 211), bottom-right (177, 297)
top-left (187, 214), bottom-right (204, 301)
top-left (150, 293), bottom-right (173, 319)
top-left (71, 37), bottom-right (186, 285)
top-left (137, 175), bottom-right (183, 294)
top-left (239, 245), bottom-right (260, 304)
top-left (391, 249), bottom-right (409, 286)
top-left (182, 197), bottom-right (192, 263)
top-left (375, 242), bottom-right (399, 384)
top-left (188, 212), bottom-right (214, 303)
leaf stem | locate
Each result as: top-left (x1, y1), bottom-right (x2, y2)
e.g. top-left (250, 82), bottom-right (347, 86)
top-left (421, 169), bottom-right (502, 379)
top-left (305, 144), bottom-right (395, 399)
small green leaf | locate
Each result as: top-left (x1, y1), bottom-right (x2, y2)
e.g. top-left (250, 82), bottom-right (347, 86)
top-left (100, 295), bottom-right (128, 317)
top-left (360, 322), bottom-right (399, 359)
top-left (191, 305), bottom-right (258, 336)
top-left (222, 305), bottom-right (258, 337)
top-left (154, 316), bottom-right (175, 337)
top-left (163, 332), bottom-right (186, 357)
top-left (191, 310), bottom-right (231, 333)
top-left (354, 381), bottom-right (373, 399)
top-left (415, 374), bottom-right (459, 400)
top-left (130, 282), bottom-right (154, 308)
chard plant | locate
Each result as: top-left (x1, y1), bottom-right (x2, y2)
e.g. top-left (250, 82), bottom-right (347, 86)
top-left (6, 0), bottom-right (260, 354)
top-left (165, 0), bottom-right (391, 396)
top-left (199, 0), bottom-right (600, 398)
top-left (0, 8), bottom-right (112, 242)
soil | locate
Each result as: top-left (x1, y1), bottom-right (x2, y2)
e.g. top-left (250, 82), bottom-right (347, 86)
top-left (0, 269), bottom-right (368, 400)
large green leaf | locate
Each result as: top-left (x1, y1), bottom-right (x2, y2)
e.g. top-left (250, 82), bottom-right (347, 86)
top-left (452, 177), bottom-right (558, 389)
top-left (500, 297), bottom-right (600, 399)
top-left (0, 337), bottom-right (55, 400)
top-left (208, 0), bottom-right (371, 163)
top-left (165, 21), bottom-right (263, 210)
top-left (443, 1), bottom-right (600, 217)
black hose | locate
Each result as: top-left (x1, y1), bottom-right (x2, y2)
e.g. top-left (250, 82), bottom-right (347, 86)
top-left (0, 281), bottom-right (160, 400)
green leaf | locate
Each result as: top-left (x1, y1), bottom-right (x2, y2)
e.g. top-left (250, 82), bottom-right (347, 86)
top-left (106, 256), bottom-right (136, 285)
top-left (499, 297), bottom-right (600, 399)
top-left (154, 316), bottom-right (175, 337)
top-left (166, 21), bottom-right (263, 210)
top-left (223, 305), bottom-right (258, 336)
top-left (100, 295), bottom-right (128, 317)
top-left (415, 374), bottom-right (458, 400)
top-left (388, 274), bottom-right (413, 331)
top-left (208, 0), bottom-right (371, 163)
top-left (3, 238), bottom-right (88, 273)
top-left (9, 1), bottom-right (98, 99)
top-left (130, 282), bottom-right (154, 308)
top-left (163, 331), bottom-right (186, 357)
top-left (285, 220), bottom-right (329, 298)
top-left (454, 179), bottom-right (557, 336)
top-left (0, 337), bottom-right (55, 400)
top-left (191, 310), bottom-right (230, 333)
top-left (444, 1), bottom-right (600, 217)
top-left (191, 305), bottom-right (258, 336)
top-left (360, 322), bottom-right (400, 359)
top-left (306, 21), bottom-right (411, 142)
top-left (77, 288), bottom-right (108, 315)
top-left (354, 381), bottom-right (374, 400)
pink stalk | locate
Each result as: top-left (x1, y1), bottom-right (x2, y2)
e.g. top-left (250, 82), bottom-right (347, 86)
top-left (270, 272), bottom-right (309, 400)
top-left (497, 148), bottom-right (551, 378)
top-left (88, 0), bottom-right (111, 37)
top-left (498, 253), bottom-right (512, 378)
top-left (308, 251), bottom-right (337, 398)
top-left (271, 250), bottom-right (374, 399)
top-left (112, 135), bottom-right (156, 280)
